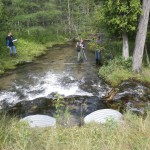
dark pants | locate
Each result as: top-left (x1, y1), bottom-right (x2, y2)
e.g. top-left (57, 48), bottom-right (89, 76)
top-left (95, 50), bottom-right (101, 65)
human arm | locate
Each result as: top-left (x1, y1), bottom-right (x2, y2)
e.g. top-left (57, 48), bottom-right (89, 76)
top-left (76, 42), bottom-right (79, 47)
top-left (12, 36), bottom-right (17, 42)
top-left (12, 39), bottom-right (17, 42)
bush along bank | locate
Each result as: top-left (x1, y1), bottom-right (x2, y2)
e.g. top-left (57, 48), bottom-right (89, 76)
top-left (99, 56), bottom-right (150, 87)
top-left (95, 40), bottom-right (150, 115)
top-left (0, 38), bottom-right (65, 74)
top-left (88, 38), bottom-right (150, 86)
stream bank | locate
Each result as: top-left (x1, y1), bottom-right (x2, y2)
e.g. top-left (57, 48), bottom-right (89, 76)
top-left (0, 39), bottom-right (65, 75)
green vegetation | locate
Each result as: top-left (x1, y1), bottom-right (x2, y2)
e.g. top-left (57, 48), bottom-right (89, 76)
top-left (88, 38), bottom-right (150, 86)
top-left (0, 37), bottom-right (65, 74)
top-left (99, 57), bottom-right (132, 86)
top-left (94, 0), bottom-right (141, 60)
top-left (99, 56), bottom-right (150, 87)
top-left (0, 0), bottom-right (98, 74)
top-left (96, 40), bottom-right (150, 87)
top-left (0, 111), bottom-right (150, 150)
top-left (94, 0), bottom-right (141, 35)
top-left (0, 1), bottom-right (149, 149)
top-left (92, 0), bottom-right (150, 73)
top-left (88, 38), bottom-right (149, 87)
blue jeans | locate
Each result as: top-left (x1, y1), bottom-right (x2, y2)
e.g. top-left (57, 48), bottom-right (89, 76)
top-left (9, 46), bottom-right (17, 54)
top-left (95, 50), bottom-right (101, 65)
top-left (95, 50), bottom-right (100, 60)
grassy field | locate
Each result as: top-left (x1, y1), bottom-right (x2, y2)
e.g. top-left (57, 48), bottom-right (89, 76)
top-left (0, 111), bottom-right (150, 150)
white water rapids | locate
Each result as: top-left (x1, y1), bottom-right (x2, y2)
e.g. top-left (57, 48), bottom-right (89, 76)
top-left (0, 44), bottom-right (110, 110)
top-left (0, 71), bottom-right (105, 107)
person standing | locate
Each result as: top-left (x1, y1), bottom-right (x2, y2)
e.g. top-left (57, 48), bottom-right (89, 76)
top-left (95, 36), bottom-right (101, 65)
top-left (76, 40), bottom-right (81, 62)
top-left (76, 39), bottom-right (85, 62)
top-left (6, 32), bottom-right (17, 56)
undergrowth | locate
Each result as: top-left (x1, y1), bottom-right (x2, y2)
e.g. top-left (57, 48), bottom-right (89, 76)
top-left (0, 111), bottom-right (150, 150)
top-left (0, 38), bottom-right (65, 74)
top-left (99, 56), bottom-right (150, 86)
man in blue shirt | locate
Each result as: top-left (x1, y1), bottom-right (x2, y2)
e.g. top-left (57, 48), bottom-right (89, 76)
top-left (6, 32), bottom-right (17, 56)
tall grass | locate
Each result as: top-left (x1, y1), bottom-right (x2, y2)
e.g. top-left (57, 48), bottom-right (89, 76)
top-left (0, 35), bottom-right (65, 74)
top-left (99, 57), bottom-right (132, 86)
top-left (99, 56), bottom-right (150, 87)
top-left (0, 111), bottom-right (150, 150)
top-left (0, 39), bottom-right (44, 74)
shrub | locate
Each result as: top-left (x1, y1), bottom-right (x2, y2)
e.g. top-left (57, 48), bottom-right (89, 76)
top-left (99, 57), bottom-right (133, 86)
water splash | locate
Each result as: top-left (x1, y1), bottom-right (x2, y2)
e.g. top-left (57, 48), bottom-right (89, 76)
top-left (0, 71), bottom-right (93, 105)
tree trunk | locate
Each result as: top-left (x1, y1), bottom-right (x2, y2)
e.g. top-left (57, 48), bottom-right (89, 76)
top-left (145, 44), bottom-right (150, 67)
top-left (132, 0), bottom-right (150, 72)
top-left (73, 23), bottom-right (79, 39)
top-left (122, 32), bottom-right (129, 60)
top-left (67, 0), bottom-right (72, 38)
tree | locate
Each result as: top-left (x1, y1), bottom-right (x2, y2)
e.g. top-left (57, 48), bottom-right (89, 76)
top-left (0, 0), bottom-right (2, 17)
top-left (94, 0), bottom-right (141, 59)
top-left (56, 0), bottom-right (97, 38)
top-left (0, 0), bottom-right (97, 40)
top-left (0, 0), bottom-right (63, 42)
top-left (132, 0), bottom-right (150, 72)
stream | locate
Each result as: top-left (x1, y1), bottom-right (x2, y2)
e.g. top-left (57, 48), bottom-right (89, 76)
top-left (0, 42), bottom-right (109, 125)
top-left (0, 42), bottom-right (149, 126)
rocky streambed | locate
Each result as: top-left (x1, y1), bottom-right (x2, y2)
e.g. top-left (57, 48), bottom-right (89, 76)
top-left (103, 80), bottom-right (150, 115)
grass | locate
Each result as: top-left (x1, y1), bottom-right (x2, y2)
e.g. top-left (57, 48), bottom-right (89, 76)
top-left (0, 38), bottom-right (65, 74)
top-left (99, 57), bottom-right (150, 87)
top-left (0, 111), bottom-right (150, 150)
top-left (95, 39), bottom-right (150, 87)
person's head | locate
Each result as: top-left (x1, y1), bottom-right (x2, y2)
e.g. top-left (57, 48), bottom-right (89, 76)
top-left (8, 32), bottom-right (12, 36)
top-left (80, 38), bottom-right (83, 43)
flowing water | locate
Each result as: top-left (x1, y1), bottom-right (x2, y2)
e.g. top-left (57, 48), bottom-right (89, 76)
top-left (0, 42), bottom-right (149, 126)
top-left (0, 42), bottom-right (109, 125)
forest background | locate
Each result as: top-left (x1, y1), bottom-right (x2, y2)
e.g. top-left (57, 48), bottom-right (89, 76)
top-left (0, 0), bottom-right (149, 85)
